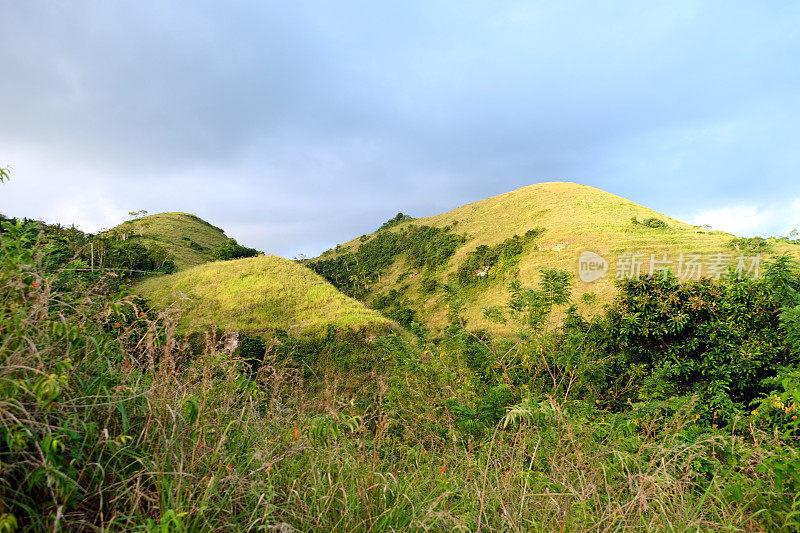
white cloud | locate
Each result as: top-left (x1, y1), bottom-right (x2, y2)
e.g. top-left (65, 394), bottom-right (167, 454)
top-left (691, 199), bottom-right (800, 238)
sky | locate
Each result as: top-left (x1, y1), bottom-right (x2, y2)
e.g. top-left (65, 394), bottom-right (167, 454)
top-left (1, 1), bottom-right (799, 257)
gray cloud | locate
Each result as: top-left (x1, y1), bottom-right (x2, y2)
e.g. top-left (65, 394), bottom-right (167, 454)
top-left (2, 1), bottom-right (799, 256)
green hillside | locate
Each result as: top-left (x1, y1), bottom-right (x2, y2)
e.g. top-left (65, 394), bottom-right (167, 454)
top-left (109, 212), bottom-right (229, 269)
top-left (137, 254), bottom-right (391, 335)
top-left (311, 182), bottom-right (800, 335)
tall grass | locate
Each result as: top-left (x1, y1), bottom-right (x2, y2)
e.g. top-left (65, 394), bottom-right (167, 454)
top-left (2, 233), bottom-right (798, 531)
top-left (136, 255), bottom-right (391, 335)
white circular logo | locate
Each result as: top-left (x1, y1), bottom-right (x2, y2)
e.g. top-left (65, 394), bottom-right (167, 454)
top-left (578, 251), bottom-right (608, 283)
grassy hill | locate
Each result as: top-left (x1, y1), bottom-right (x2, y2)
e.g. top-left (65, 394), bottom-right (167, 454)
top-left (137, 254), bottom-right (391, 335)
top-left (311, 181), bottom-right (800, 335)
top-left (109, 212), bottom-right (230, 269)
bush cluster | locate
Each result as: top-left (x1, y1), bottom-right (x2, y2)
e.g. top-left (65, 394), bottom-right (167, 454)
top-left (0, 215), bottom-right (176, 275)
top-left (212, 238), bottom-right (260, 261)
top-left (309, 220), bottom-right (466, 297)
top-left (632, 216), bottom-right (668, 228)
top-left (455, 228), bottom-right (544, 286)
top-left (728, 236), bottom-right (771, 253)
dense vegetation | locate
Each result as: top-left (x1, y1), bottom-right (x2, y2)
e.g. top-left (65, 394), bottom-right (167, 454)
top-left (212, 238), bottom-right (260, 260)
top-left (377, 212), bottom-right (414, 231)
top-left (6, 205), bottom-right (800, 531)
top-left (0, 213), bottom-right (177, 275)
top-left (309, 217), bottom-right (466, 298)
top-left (728, 235), bottom-right (772, 253)
top-left (631, 216), bottom-right (668, 228)
top-left (4, 170), bottom-right (800, 532)
top-left (455, 228), bottom-right (544, 286)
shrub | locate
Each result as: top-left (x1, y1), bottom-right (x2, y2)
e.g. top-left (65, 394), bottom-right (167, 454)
top-left (212, 238), bottom-right (260, 260)
top-left (309, 224), bottom-right (465, 298)
top-left (378, 212), bottom-right (415, 231)
top-left (455, 228), bottom-right (544, 286)
top-left (641, 217), bottom-right (667, 228)
top-left (602, 271), bottom-right (795, 421)
top-left (728, 236), bottom-right (771, 253)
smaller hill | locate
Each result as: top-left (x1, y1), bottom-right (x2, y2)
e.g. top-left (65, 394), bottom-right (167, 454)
top-left (109, 212), bottom-right (229, 269)
top-left (136, 255), bottom-right (391, 335)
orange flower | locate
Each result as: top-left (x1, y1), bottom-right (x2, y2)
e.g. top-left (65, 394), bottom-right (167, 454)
top-left (293, 421), bottom-right (298, 441)
top-left (793, 415), bottom-right (797, 420)
top-left (114, 322), bottom-right (121, 328)
top-left (30, 282), bottom-right (39, 287)
top-left (139, 312), bottom-right (146, 317)
top-left (439, 466), bottom-right (446, 474)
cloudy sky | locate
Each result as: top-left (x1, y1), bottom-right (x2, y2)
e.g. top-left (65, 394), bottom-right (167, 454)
top-left (1, 1), bottom-right (799, 257)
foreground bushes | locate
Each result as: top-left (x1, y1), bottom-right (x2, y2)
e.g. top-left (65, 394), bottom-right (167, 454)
top-left (4, 220), bottom-right (800, 531)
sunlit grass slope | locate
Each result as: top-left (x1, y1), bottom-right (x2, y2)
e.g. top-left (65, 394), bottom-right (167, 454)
top-left (137, 255), bottom-right (391, 334)
top-left (325, 182), bottom-right (800, 334)
top-left (110, 212), bottom-right (229, 269)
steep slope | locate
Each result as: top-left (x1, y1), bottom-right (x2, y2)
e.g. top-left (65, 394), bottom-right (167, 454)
top-left (311, 182), bottom-right (800, 335)
top-left (137, 255), bottom-right (391, 335)
top-left (109, 212), bottom-right (229, 269)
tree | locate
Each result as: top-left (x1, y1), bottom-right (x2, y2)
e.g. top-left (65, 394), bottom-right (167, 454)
top-left (128, 210), bottom-right (149, 236)
top-left (790, 228), bottom-right (799, 241)
top-left (0, 166), bottom-right (10, 183)
top-left (212, 239), bottom-right (259, 261)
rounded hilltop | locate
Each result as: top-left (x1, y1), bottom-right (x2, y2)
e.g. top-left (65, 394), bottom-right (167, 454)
top-left (108, 211), bottom-right (229, 269)
top-left (311, 181), bottom-right (799, 336)
top-left (136, 254), bottom-right (391, 335)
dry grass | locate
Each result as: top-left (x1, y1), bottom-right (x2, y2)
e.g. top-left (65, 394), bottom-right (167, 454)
top-left (324, 182), bottom-right (800, 335)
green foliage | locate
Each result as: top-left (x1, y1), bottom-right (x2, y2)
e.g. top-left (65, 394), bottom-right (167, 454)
top-left (764, 254), bottom-right (800, 307)
top-left (632, 216), bottom-right (668, 228)
top-left (603, 269), bottom-right (796, 421)
top-left (372, 289), bottom-right (425, 334)
top-left (234, 333), bottom-right (268, 373)
top-left (263, 325), bottom-right (383, 375)
top-left (0, 216), bottom-right (176, 278)
top-left (309, 223), bottom-right (465, 297)
top-left (503, 268), bottom-right (572, 330)
top-left (378, 212), bottom-right (414, 231)
top-left (641, 217), bottom-right (668, 228)
top-left (782, 306), bottom-right (800, 355)
top-left (728, 236), bottom-right (771, 253)
top-left (212, 238), bottom-right (260, 261)
top-left (6, 171), bottom-right (800, 530)
top-left (455, 228), bottom-right (544, 286)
